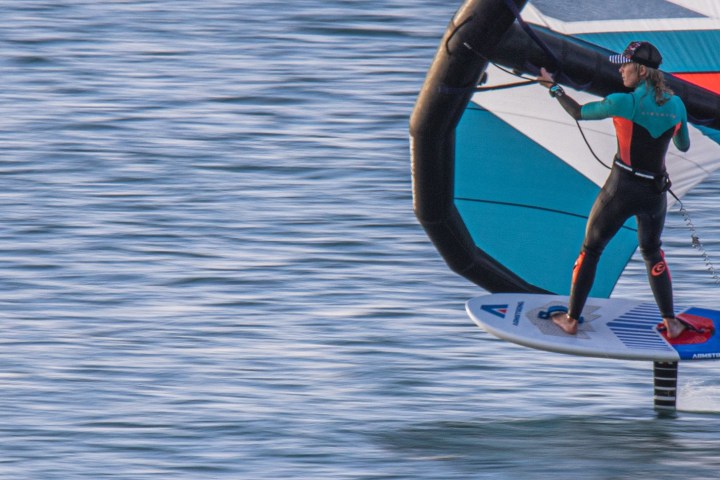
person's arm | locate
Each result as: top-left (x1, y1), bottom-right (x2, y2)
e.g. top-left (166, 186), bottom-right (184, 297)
top-left (673, 122), bottom-right (690, 152)
top-left (550, 85), bottom-right (582, 120)
top-left (536, 67), bottom-right (582, 120)
top-left (537, 68), bottom-right (630, 122)
top-left (673, 102), bottom-right (690, 152)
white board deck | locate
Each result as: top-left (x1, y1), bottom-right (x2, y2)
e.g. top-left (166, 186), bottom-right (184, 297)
top-left (466, 293), bottom-right (720, 362)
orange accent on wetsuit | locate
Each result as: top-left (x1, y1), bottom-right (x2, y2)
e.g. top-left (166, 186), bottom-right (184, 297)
top-left (613, 117), bottom-right (634, 166)
top-left (572, 251), bottom-right (586, 285)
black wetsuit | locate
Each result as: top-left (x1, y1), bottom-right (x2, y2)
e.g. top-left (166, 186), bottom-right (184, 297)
top-left (563, 81), bottom-right (690, 320)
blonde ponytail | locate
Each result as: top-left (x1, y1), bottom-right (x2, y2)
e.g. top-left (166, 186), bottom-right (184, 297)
top-left (645, 67), bottom-right (673, 105)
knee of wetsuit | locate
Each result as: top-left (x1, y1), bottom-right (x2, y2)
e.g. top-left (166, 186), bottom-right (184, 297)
top-left (580, 245), bottom-right (602, 261)
top-left (639, 245), bottom-right (663, 263)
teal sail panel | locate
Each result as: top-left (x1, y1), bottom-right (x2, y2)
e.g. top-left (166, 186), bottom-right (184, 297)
top-left (455, 104), bottom-right (637, 297)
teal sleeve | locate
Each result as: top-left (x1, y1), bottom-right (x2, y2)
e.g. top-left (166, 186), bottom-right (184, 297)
top-left (580, 93), bottom-right (633, 120)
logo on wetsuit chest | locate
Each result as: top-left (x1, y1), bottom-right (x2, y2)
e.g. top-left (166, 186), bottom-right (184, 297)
top-left (651, 261), bottom-right (667, 276)
top-left (640, 111), bottom-right (677, 121)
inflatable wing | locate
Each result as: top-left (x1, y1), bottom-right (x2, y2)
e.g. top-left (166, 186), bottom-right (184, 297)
top-left (410, 0), bottom-right (720, 297)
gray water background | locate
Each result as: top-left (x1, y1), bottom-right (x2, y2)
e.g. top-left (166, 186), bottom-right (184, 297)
top-left (1, 1), bottom-right (720, 479)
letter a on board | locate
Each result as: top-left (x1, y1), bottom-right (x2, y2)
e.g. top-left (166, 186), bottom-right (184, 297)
top-left (481, 304), bottom-right (508, 319)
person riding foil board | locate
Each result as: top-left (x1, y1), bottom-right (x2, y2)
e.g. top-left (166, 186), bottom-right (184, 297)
top-left (537, 41), bottom-right (690, 339)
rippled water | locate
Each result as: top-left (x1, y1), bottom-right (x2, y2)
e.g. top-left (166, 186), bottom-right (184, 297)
top-left (1, 1), bottom-right (719, 479)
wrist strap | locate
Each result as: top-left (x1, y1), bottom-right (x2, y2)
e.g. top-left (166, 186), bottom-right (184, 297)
top-left (549, 83), bottom-right (565, 98)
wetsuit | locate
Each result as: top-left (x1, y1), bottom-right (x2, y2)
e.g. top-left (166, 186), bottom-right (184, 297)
top-left (566, 81), bottom-right (690, 320)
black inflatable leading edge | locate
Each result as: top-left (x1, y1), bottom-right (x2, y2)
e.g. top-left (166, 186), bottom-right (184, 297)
top-left (410, 0), bottom-right (540, 293)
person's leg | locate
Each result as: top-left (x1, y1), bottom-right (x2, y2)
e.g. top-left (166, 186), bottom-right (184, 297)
top-left (554, 172), bottom-right (629, 334)
top-left (637, 195), bottom-right (684, 338)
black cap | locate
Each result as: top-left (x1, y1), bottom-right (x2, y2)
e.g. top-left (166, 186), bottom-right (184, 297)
top-left (609, 41), bottom-right (662, 69)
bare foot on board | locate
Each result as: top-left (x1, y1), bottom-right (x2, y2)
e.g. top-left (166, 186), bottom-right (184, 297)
top-left (551, 312), bottom-right (578, 335)
top-left (663, 317), bottom-right (686, 339)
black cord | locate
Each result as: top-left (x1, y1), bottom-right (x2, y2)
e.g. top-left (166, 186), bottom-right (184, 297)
top-left (668, 190), bottom-right (720, 285)
top-left (476, 80), bottom-right (536, 92)
top-left (573, 120), bottom-right (611, 170)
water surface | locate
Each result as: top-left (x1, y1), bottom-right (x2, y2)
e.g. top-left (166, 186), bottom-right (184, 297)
top-left (1, 1), bottom-right (719, 478)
